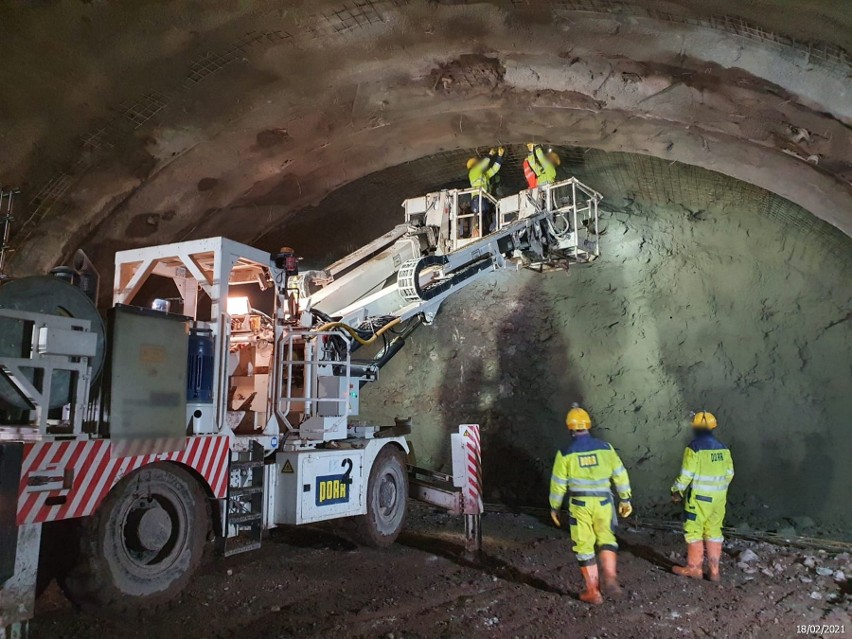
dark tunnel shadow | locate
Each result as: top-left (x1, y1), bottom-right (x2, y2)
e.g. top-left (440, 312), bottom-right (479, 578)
top-left (641, 203), bottom-right (838, 529)
top-left (268, 523), bottom-right (358, 551)
top-left (436, 274), bottom-right (587, 509)
top-left (397, 531), bottom-right (569, 596)
top-left (615, 533), bottom-right (678, 572)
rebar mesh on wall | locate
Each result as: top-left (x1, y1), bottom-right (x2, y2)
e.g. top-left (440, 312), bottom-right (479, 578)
top-left (301, 145), bottom-right (852, 267)
top-left (16, 0), bottom-right (849, 252)
top-left (562, 149), bottom-right (852, 267)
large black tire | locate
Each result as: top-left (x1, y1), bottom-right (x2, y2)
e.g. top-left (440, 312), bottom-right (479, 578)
top-left (353, 445), bottom-right (408, 547)
top-left (60, 463), bottom-right (209, 613)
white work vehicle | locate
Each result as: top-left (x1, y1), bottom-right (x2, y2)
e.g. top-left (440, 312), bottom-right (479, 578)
top-left (0, 177), bottom-right (601, 636)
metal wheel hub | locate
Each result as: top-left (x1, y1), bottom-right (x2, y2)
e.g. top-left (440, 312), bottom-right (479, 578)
top-left (134, 507), bottom-right (173, 552)
top-left (120, 491), bottom-right (186, 569)
top-left (378, 474), bottom-right (397, 515)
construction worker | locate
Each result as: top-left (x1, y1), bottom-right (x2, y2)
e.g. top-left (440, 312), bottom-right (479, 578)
top-left (549, 405), bottom-right (633, 605)
top-left (466, 147), bottom-right (504, 193)
top-left (465, 147), bottom-right (504, 234)
top-left (670, 411), bottom-right (735, 582)
top-left (522, 157), bottom-right (538, 189)
top-left (526, 143), bottom-right (560, 186)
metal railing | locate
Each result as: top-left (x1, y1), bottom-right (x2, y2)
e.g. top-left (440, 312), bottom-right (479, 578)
top-left (449, 188), bottom-right (499, 251)
top-left (0, 309), bottom-right (96, 438)
top-left (273, 329), bottom-right (352, 432)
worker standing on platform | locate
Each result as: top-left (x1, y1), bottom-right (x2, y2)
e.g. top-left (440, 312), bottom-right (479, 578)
top-left (670, 411), bottom-right (734, 582)
top-left (466, 147), bottom-right (504, 193)
top-left (526, 143), bottom-right (560, 186)
top-left (549, 405), bottom-right (633, 605)
top-left (465, 147), bottom-right (504, 233)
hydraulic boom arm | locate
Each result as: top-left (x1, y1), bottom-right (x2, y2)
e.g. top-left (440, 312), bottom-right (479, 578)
top-left (290, 178), bottom-right (601, 383)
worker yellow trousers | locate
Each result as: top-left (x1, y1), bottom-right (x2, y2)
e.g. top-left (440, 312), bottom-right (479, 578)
top-left (683, 492), bottom-right (726, 543)
top-left (567, 496), bottom-right (617, 565)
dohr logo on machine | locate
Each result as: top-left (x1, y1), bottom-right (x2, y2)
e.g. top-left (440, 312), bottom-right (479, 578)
top-left (316, 458), bottom-right (353, 506)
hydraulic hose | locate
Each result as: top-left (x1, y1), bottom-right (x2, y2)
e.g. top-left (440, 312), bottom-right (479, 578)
top-left (315, 317), bottom-right (401, 346)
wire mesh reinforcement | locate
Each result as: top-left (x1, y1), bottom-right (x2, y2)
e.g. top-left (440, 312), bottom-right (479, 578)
top-left (297, 144), bottom-right (852, 269)
top-left (517, 0), bottom-right (850, 74)
top-left (565, 150), bottom-right (852, 267)
top-left (13, 0), bottom-right (850, 249)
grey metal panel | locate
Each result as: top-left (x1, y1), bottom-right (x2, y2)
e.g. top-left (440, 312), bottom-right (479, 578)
top-left (0, 276), bottom-right (105, 410)
top-left (37, 327), bottom-right (98, 358)
top-left (107, 307), bottom-right (189, 444)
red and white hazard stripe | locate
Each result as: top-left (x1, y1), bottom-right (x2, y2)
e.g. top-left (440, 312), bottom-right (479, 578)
top-left (16, 435), bottom-right (230, 525)
top-left (460, 424), bottom-right (483, 515)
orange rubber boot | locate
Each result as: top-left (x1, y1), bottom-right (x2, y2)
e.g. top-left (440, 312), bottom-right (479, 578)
top-left (672, 541), bottom-right (704, 579)
top-left (598, 550), bottom-right (623, 598)
top-left (705, 541), bottom-right (722, 582)
top-left (579, 565), bottom-right (604, 605)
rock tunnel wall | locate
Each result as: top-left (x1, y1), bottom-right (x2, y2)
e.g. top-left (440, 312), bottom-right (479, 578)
top-left (1, 1), bottom-right (849, 538)
top-left (3, 0), bottom-right (852, 277)
top-left (314, 150), bottom-right (852, 537)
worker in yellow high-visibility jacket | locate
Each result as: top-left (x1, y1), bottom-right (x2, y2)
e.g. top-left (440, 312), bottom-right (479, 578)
top-left (526, 143), bottom-right (560, 186)
top-left (549, 405), bottom-right (633, 605)
top-left (466, 147), bottom-right (504, 192)
top-left (465, 147), bottom-right (504, 235)
top-left (670, 411), bottom-right (735, 582)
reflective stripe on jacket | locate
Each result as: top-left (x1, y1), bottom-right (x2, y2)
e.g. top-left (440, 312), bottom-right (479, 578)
top-left (469, 155), bottom-right (502, 190)
top-left (549, 433), bottom-right (632, 510)
top-left (523, 158), bottom-right (537, 188)
top-left (671, 432), bottom-right (734, 496)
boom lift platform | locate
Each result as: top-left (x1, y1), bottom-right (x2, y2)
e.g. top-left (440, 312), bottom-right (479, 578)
top-left (0, 177), bottom-right (601, 636)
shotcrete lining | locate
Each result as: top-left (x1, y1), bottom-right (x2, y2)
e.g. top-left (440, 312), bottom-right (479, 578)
top-left (4, 0), bottom-right (851, 271)
top-left (551, 1), bottom-right (850, 72)
top-left (250, 147), bottom-right (852, 536)
top-left (271, 146), bottom-right (852, 269)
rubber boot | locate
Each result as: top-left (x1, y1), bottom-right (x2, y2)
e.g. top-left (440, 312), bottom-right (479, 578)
top-left (705, 541), bottom-right (723, 582)
top-left (598, 550), bottom-right (623, 598)
top-left (579, 565), bottom-right (604, 605)
top-left (672, 541), bottom-right (704, 579)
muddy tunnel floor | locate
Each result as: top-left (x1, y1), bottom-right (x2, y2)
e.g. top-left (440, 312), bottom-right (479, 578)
top-left (31, 504), bottom-right (851, 639)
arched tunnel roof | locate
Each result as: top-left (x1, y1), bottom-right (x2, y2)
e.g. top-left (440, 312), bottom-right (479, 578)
top-left (1, 0), bottom-right (850, 275)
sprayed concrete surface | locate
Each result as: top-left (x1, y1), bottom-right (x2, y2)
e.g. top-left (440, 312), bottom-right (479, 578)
top-left (354, 158), bottom-right (852, 535)
top-left (30, 505), bottom-right (852, 638)
top-left (1, 1), bottom-right (851, 276)
top-left (2, 1), bottom-right (851, 636)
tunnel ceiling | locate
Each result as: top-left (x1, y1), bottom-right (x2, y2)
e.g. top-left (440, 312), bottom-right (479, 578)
top-left (1, 0), bottom-right (851, 275)
top-left (236, 145), bottom-right (852, 273)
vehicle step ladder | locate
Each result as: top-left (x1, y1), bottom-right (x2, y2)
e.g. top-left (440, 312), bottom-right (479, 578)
top-left (220, 441), bottom-right (265, 557)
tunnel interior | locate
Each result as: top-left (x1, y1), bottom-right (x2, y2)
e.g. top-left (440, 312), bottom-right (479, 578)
top-left (295, 148), bottom-right (852, 537)
top-left (1, 0), bottom-right (851, 545)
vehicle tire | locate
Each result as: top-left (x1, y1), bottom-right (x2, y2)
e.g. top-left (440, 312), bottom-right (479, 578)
top-left (353, 445), bottom-right (408, 547)
top-left (59, 463), bottom-right (209, 613)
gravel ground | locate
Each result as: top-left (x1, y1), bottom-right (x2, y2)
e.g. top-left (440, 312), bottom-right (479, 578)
top-left (30, 503), bottom-right (850, 639)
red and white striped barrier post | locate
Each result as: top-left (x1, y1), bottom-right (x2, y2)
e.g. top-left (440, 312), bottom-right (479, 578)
top-left (458, 424), bottom-right (482, 553)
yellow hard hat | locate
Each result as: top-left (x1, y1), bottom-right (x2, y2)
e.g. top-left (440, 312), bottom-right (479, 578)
top-left (466, 157), bottom-right (478, 169)
top-left (548, 151), bottom-right (561, 166)
top-left (566, 405), bottom-right (592, 431)
top-left (691, 411), bottom-right (717, 429)
top-left (526, 142), bottom-right (535, 152)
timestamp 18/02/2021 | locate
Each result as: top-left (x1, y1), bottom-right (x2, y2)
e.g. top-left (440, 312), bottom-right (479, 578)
top-left (797, 625), bottom-right (846, 635)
